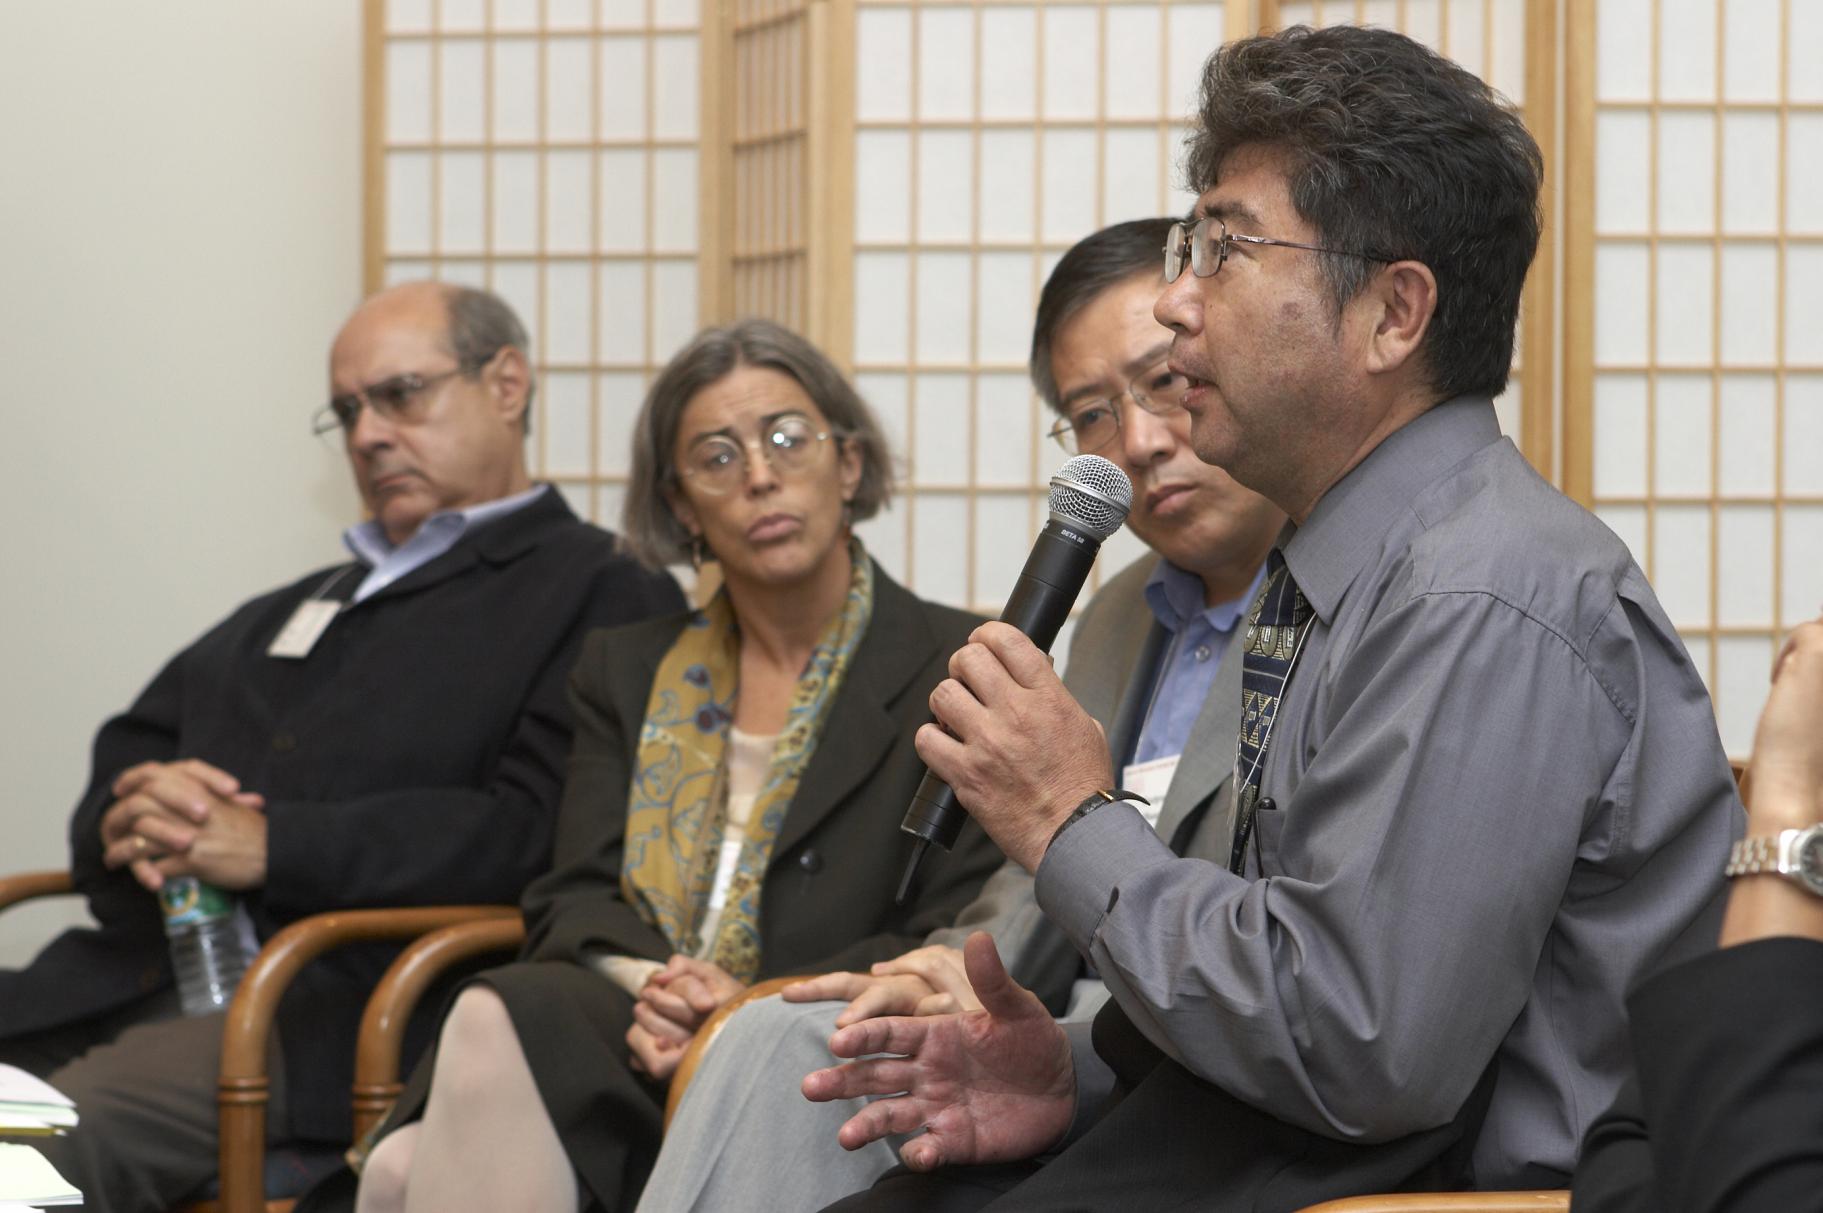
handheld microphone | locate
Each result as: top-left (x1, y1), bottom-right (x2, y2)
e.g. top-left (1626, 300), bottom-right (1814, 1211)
top-left (894, 454), bottom-right (1133, 905)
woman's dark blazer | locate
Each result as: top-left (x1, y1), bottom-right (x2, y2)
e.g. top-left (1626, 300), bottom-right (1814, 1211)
top-left (519, 557), bottom-right (1005, 980)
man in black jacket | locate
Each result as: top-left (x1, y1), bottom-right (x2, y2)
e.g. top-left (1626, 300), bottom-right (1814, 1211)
top-left (0, 281), bottom-right (684, 1212)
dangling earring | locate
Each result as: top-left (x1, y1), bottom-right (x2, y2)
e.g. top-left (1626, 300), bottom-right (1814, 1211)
top-left (690, 533), bottom-right (710, 571)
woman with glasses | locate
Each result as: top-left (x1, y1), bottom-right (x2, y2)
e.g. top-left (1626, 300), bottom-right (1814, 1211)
top-left (339, 320), bottom-right (1004, 1213)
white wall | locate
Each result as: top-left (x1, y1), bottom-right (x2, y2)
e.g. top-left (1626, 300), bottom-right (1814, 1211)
top-left (0, 4), bottom-right (365, 964)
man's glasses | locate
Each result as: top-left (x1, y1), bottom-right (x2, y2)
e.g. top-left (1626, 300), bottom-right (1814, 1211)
top-left (313, 355), bottom-right (495, 437)
top-left (1163, 217), bottom-right (1389, 283)
top-left (677, 414), bottom-right (841, 495)
top-left (1046, 360), bottom-right (1190, 455)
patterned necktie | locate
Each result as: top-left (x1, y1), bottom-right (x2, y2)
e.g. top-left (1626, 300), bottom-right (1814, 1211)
top-left (1231, 551), bottom-right (1313, 873)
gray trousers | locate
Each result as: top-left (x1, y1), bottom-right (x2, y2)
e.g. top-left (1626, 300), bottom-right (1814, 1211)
top-left (634, 995), bottom-right (898, 1213)
top-left (26, 1008), bottom-right (292, 1213)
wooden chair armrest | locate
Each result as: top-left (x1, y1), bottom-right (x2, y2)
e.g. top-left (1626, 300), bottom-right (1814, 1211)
top-left (663, 975), bottom-right (807, 1128)
top-left (0, 869), bottom-right (74, 911)
top-left (350, 915), bottom-right (527, 1142)
top-left (1294, 1194), bottom-right (1570, 1212)
top-left (215, 905), bottom-right (519, 1213)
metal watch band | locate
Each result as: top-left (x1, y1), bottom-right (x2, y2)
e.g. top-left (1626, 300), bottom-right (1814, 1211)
top-left (1726, 833), bottom-right (1787, 877)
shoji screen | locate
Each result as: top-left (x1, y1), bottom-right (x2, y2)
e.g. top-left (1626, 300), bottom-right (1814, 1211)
top-left (1262, 0), bottom-right (1555, 478)
top-left (367, 0), bottom-right (710, 526)
top-left (1565, 0), bottom-right (1823, 755)
top-left (845, 0), bottom-right (1250, 615)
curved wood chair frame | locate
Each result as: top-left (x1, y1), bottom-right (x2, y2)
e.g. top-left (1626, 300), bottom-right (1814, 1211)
top-left (1294, 1195), bottom-right (1569, 1212)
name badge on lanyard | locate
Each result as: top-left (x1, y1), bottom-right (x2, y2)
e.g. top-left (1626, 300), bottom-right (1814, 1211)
top-left (1120, 754), bottom-right (1180, 830)
top-left (267, 567), bottom-right (358, 660)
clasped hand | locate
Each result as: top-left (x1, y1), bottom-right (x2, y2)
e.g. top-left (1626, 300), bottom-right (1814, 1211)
top-left (98, 758), bottom-right (268, 891)
top-left (918, 622), bottom-right (1115, 871)
top-left (626, 955), bottom-right (747, 1081)
top-left (802, 933), bottom-right (1075, 1173)
top-left (783, 942), bottom-right (983, 1027)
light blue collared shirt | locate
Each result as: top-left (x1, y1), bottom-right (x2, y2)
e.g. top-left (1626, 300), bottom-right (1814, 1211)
top-left (1128, 559), bottom-right (1265, 766)
top-left (342, 484), bottom-right (549, 603)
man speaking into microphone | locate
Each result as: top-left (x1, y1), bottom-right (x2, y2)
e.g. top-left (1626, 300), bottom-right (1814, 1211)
top-left (807, 25), bottom-right (1740, 1213)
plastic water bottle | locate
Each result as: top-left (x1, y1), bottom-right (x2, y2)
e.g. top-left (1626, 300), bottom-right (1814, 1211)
top-left (159, 876), bottom-right (255, 1016)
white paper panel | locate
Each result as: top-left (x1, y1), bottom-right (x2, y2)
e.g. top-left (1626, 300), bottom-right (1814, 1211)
top-left (597, 262), bottom-right (648, 363)
top-left (439, 41), bottom-right (486, 142)
top-left (491, 151), bottom-right (539, 252)
top-left (1717, 373), bottom-right (1776, 497)
top-left (1781, 505), bottom-right (1823, 623)
top-left (1656, 112), bottom-right (1715, 234)
top-left (974, 373), bottom-right (1036, 486)
top-left (546, 38), bottom-right (593, 143)
top-left (387, 0), bottom-right (432, 34)
top-left (1490, 0), bottom-right (1526, 100)
top-left (1684, 634), bottom-right (1714, 693)
top-left (1655, 243), bottom-right (1713, 367)
top-left (855, 502), bottom-right (908, 581)
top-left (1275, 2), bottom-right (1316, 27)
top-left (1042, 129), bottom-right (1100, 243)
top-left (652, 37), bottom-right (699, 140)
top-left (1597, 0), bottom-right (1653, 102)
top-left (598, 37), bottom-right (648, 140)
top-left (854, 254), bottom-right (912, 368)
top-left (1790, 1), bottom-right (1823, 102)
top-left (1788, 374), bottom-right (1823, 494)
top-left (918, 9), bottom-right (974, 121)
top-left (600, 0), bottom-right (643, 29)
top-left (542, 371), bottom-right (593, 477)
top-left (545, 151), bottom-right (592, 253)
top-left (387, 151), bottom-right (433, 254)
top-left (1719, 244), bottom-right (1777, 366)
top-left (386, 259), bottom-right (433, 286)
top-left (598, 149), bottom-right (647, 250)
top-left (974, 493), bottom-right (1035, 609)
top-left (1788, 246), bottom-right (1823, 364)
top-left (651, 259), bottom-right (697, 362)
top-left (1103, 7), bottom-right (1162, 121)
top-left (856, 8), bottom-right (913, 122)
top-left (1722, 0), bottom-right (1782, 103)
top-left (1717, 505), bottom-right (1774, 625)
top-left (543, 263), bottom-right (592, 362)
top-left (1442, 0), bottom-right (1486, 78)
top-left (978, 131), bottom-right (1036, 243)
top-left (494, 0), bottom-right (540, 31)
top-left (549, 0), bottom-right (593, 27)
top-left (1102, 129), bottom-right (1162, 227)
top-left (493, 40), bottom-right (540, 142)
top-left (1721, 112), bottom-right (1780, 234)
top-left (915, 252), bottom-right (972, 363)
top-left (1595, 243), bottom-right (1650, 365)
top-left (976, 252), bottom-right (1034, 364)
top-left (1598, 504), bottom-right (1649, 567)
top-left (1165, 125), bottom-right (1199, 216)
top-left (588, 372), bottom-right (640, 478)
top-left (855, 132), bottom-right (912, 243)
top-left (855, 372), bottom-right (910, 478)
top-left (1658, 0), bottom-right (1718, 102)
top-left (1788, 115), bottom-right (1823, 233)
top-left (1594, 373), bottom-right (1649, 497)
top-left (912, 374), bottom-right (969, 483)
top-left (387, 41), bottom-right (432, 143)
top-left (1167, 5), bottom-right (1222, 119)
top-left (1653, 504), bottom-right (1713, 626)
top-left (911, 493), bottom-right (970, 602)
top-left (1715, 634), bottom-right (1774, 755)
top-left (1654, 374), bottom-right (1711, 496)
top-left (1494, 382), bottom-right (1520, 441)
top-left (435, 259), bottom-right (488, 287)
top-left (654, 0), bottom-right (698, 30)
top-left (651, 150), bottom-right (697, 253)
top-left (916, 131), bottom-right (973, 243)
top-left (1596, 111), bottom-right (1650, 233)
top-left (1042, 7), bottom-right (1098, 121)
top-left (438, 151), bottom-right (486, 252)
top-left (980, 7), bottom-right (1037, 121)
top-left (1399, 0), bottom-right (1442, 48)
top-left (441, 0), bottom-right (485, 33)
top-left (491, 263), bottom-right (541, 355)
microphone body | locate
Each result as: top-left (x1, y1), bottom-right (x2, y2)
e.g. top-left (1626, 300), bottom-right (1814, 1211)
top-left (895, 455), bottom-right (1133, 904)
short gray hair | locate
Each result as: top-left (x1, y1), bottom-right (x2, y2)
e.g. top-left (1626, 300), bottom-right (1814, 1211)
top-left (622, 320), bottom-right (893, 567)
top-left (441, 284), bottom-right (537, 432)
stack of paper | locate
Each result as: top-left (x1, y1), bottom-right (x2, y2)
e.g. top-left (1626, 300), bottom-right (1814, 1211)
top-left (0, 1068), bottom-right (75, 1136)
top-left (0, 1144), bottom-right (80, 1206)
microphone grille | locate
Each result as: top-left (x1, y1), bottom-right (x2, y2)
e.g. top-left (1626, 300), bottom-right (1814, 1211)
top-left (1048, 454), bottom-right (1133, 541)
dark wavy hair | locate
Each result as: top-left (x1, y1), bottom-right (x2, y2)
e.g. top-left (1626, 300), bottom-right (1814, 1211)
top-left (1029, 218), bottom-right (1177, 414)
top-left (1183, 24), bottom-right (1543, 399)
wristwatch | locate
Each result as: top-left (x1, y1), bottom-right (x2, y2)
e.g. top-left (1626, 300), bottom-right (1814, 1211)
top-left (1725, 825), bottom-right (1823, 896)
top-left (1048, 788), bottom-right (1149, 852)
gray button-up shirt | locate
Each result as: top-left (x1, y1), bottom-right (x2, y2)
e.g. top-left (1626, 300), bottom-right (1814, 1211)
top-left (1037, 397), bottom-right (1741, 1185)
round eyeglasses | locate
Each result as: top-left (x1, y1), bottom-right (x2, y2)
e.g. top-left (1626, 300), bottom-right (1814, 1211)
top-left (677, 414), bottom-right (842, 495)
top-left (1163, 217), bottom-right (1389, 284)
top-left (1045, 360), bottom-right (1190, 455)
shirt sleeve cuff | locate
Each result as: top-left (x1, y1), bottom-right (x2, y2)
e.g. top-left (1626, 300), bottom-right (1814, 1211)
top-left (1034, 798), bottom-right (1177, 953)
top-left (591, 953), bottom-right (664, 998)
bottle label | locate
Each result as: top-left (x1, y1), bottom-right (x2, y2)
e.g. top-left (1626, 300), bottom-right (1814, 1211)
top-left (160, 877), bottom-right (235, 926)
